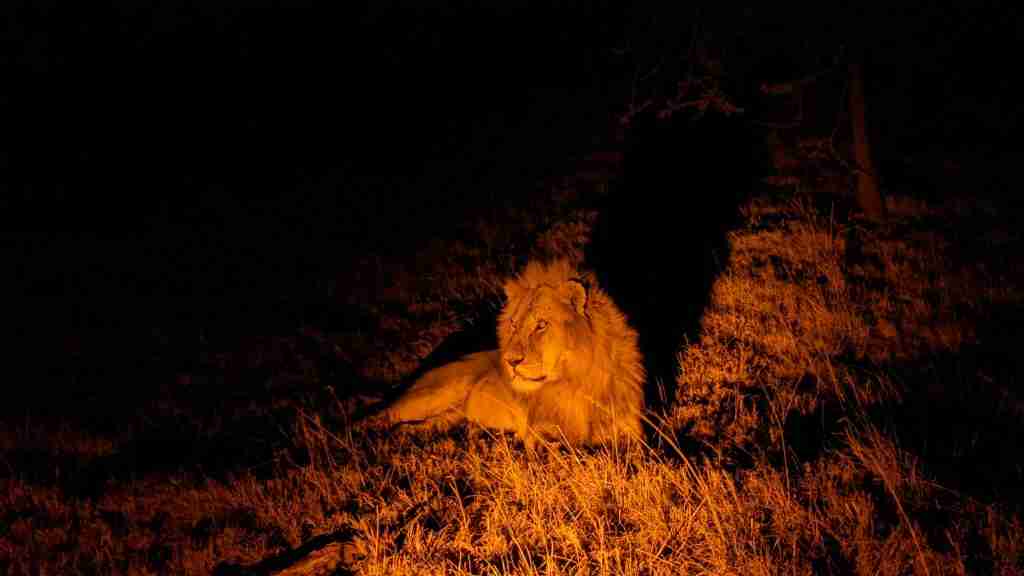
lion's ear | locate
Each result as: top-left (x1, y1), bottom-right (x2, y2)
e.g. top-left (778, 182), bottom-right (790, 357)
top-left (561, 279), bottom-right (588, 316)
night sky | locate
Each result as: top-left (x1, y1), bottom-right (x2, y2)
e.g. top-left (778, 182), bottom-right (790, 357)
top-left (8, 5), bottom-right (1018, 218)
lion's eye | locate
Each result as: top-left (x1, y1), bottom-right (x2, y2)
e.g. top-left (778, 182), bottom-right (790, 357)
top-left (535, 320), bottom-right (549, 332)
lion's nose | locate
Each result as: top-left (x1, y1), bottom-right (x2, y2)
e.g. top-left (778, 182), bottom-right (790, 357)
top-left (505, 351), bottom-right (524, 368)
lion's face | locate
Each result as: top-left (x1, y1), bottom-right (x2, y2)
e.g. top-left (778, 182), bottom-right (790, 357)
top-left (498, 279), bottom-right (594, 393)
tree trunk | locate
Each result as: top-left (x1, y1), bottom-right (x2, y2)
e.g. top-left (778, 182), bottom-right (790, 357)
top-left (848, 60), bottom-right (885, 219)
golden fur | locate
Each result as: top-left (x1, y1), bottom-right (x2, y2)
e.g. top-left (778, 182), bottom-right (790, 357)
top-left (383, 260), bottom-right (646, 445)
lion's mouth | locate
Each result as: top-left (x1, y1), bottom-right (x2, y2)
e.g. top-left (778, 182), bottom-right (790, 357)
top-left (509, 369), bottom-right (547, 392)
top-left (516, 372), bottom-right (545, 381)
top-left (512, 368), bottom-right (546, 382)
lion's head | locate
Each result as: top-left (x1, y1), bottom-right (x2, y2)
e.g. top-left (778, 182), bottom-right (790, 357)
top-left (497, 260), bottom-right (646, 443)
top-left (498, 271), bottom-right (593, 392)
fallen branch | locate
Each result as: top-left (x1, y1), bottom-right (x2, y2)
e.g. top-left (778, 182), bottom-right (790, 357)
top-left (213, 529), bottom-right (356, 576)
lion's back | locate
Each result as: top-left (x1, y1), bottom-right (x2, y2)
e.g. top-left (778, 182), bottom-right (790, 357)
top-left (385, 351), bottom-right (502, 424)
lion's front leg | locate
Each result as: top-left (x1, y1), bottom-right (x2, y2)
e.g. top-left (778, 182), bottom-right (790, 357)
top-left (463, 376), bottom-right (528, 437)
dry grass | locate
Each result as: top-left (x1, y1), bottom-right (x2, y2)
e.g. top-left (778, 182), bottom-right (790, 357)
top-left (3, 190), bottom-right (1023, 574)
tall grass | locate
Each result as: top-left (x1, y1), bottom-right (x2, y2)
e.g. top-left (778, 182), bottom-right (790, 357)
top-left (2, 193), bottom-right (1022, 574)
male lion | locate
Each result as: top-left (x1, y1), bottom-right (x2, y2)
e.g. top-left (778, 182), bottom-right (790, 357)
top-left (382, 260), bottom-right (646, 446)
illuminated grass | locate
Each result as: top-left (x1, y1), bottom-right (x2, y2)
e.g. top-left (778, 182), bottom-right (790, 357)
top-left (3, 193), bottom-right (1022, 574)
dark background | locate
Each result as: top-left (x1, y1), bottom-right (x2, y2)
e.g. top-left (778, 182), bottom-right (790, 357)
top-left (6, 4), bottom-right (627, 337)
top-left (4, 3), bottom-right (1021, 396)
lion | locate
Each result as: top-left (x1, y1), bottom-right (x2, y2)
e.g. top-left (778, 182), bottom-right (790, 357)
top-left (381, 259), bottom-right (646, 446)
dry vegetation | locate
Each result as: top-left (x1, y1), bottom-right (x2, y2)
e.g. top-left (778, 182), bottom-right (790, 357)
top-left (4, 176), bottom-right (1024, 573)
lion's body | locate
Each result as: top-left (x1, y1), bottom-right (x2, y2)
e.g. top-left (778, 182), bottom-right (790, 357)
top-left (384, 260), bottom-right (646, 445)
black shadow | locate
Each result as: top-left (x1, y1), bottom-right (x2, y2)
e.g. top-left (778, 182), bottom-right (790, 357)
top-left (587, 108), bottom-right (754, 411)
